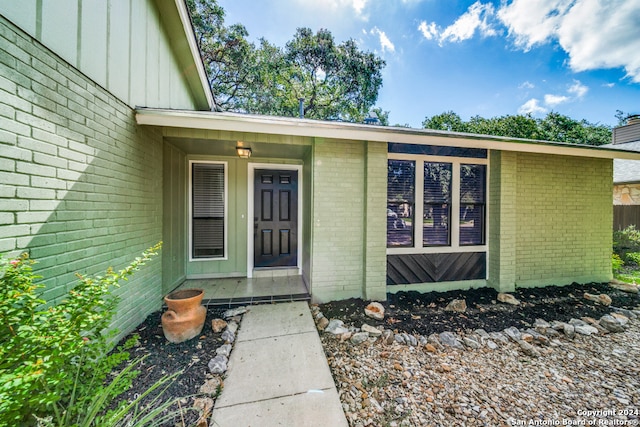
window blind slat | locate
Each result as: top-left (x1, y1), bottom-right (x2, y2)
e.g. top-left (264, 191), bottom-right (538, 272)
top-left (192, 163), bottom-right (225, 258)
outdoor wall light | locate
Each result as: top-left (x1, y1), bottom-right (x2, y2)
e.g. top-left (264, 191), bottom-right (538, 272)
top-left (236, 145), bottom-right (252, 158)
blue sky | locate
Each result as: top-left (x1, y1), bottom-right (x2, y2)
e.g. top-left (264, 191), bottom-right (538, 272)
top-left (218, 0), bottom-right (640, 128)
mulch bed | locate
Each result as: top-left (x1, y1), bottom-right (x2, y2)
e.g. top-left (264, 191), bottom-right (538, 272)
top-left (110, 282), bottom-right (639, 425)
top-left (319, 282), bottom-right (640, 336)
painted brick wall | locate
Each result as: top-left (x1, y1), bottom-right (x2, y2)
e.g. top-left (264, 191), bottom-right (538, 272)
top-left (0, 17), bottom-right (163, 340)
top-left (363, 141), bottom-right (387, 300)
top-left (488, 151), bottom-right (517, 292)
top-left (311, 138), bottom-right (366, 302)
top-left (515, 152), bottom-right (612, 286)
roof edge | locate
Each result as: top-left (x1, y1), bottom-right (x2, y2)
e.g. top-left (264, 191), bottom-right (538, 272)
top-left (136, 108), bottom-right (640, 161)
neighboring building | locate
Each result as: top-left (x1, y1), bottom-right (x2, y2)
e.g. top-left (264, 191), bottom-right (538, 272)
top-left (2, 1), bottom-right (640, 338)
top-left (609, 116), bottom-right (640, 229)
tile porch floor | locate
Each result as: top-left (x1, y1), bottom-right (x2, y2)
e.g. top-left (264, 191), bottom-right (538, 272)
top-left (173, 275), bottom-right (310, 307)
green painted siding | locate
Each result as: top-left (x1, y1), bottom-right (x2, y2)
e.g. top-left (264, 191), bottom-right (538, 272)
top-left (0, 17), bottom-right (164, 340)
top-left (514, 153), bottom-right (612, 286)
top-left (162, 141), bottom-right (187, 294)
top-left (0, 0), bottom-right (204, 110)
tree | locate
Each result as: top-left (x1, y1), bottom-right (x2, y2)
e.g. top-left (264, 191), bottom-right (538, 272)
top-left (187, 0), bottom-right (386, 122)
top-left (422, 111), bottom-right (612, 146)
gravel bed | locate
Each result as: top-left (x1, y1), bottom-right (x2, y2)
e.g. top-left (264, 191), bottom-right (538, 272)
top-left (318, 283), bottom-right (640, 427)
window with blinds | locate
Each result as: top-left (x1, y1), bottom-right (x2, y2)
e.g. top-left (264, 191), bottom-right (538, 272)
top-left (460, 164), bottom-right (486, 245)
top-left (387, 159), bottom-right (415, 247)
top-left (192, 162), bottom-right (226, 258)
top-left (423, 162), bottom-right (452, 246)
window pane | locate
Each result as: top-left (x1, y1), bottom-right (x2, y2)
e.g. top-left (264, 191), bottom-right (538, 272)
top-left (423, 162), bottom-right (451, 246)
top-left (192, 163), bottom-right (225, 258)
top-left (387, 160), bottom-right (415, 247)
top-left (460, 164), bottom-right (486, 245)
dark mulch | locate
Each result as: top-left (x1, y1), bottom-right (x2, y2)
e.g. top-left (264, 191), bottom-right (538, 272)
top-left (109, 306), bottom-right (227, 426)
top-left (110, 282), bottom-right (639, 425)
top-left (319, 282), bottom-right (640, 336)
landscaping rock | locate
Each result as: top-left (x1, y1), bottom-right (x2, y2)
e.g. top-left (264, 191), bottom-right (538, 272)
top-left (211, 318), bottom-right (227, 333)
top-left (350, 332), bottom-right (369, 345)
top-left (497, 293), bottom-right (521, 305)
top-left (599, 315), bottom-right (628, 333)
top-left (381, 329), bottom-right (395, 345)
top-left (325, 319), bottom-right (349, 335)
top-left (503, 326), bottom-right (522, 342)
top-left (216, 344), bottom-right (232, 357)
top-left (208, 355), bottom-right (228, 374)
top-left (221, 329), bottom-right (235, 343)
top-left (362, 323), bottom-right (382, 337)
top-left (444, 299), bottom-right (467, 313)
top-left (518, 340), bottom-right (540, 357)
top-left (223, 306), bottom-right (248, 318)
top-left (364, 302), bottom-right (385, 320)
top-left (609, 279), bottom-right (639, 294)
top-left (439, 331), bottom-right (464, 349)
top-left (317, 316), bottom-right (330, 330)
top-left (583, 293), bottom-right (612, 306)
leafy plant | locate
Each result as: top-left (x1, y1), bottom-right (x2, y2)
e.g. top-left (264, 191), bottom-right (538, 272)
top-left (613, 225), bottom-right (640, 260)
top-left (625, 252), bottom-right (640, 266)
top-left (612, 253), bottom-right (624, 273)
top-left (0, 243), bottom-right (162, 426)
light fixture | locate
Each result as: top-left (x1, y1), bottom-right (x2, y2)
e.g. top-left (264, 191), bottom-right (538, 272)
top-left (236, 145), bottom-right (252, 158)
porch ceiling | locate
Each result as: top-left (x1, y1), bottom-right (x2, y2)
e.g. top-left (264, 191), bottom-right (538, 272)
top-left (165, 137), bottom-right (310, 159)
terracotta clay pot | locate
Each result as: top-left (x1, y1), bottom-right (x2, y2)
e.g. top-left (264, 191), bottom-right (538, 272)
top-left (161, 288), bottom-right (206, 343)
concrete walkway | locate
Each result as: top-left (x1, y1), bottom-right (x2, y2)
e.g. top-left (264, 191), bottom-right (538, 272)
top-left (210, 301), bottom-right (348, 427)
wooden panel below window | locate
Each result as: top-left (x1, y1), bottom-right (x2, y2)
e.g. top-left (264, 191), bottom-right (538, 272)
top-left (387, 252), bottom-right (486, 285)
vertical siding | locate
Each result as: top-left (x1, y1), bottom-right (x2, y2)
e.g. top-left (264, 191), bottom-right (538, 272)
top-left (0, 17), bottom-right (164, 340)
top-left (0, 0), bottom-right (201, 110)
top-left (162, 141), bottom-right (186, 294)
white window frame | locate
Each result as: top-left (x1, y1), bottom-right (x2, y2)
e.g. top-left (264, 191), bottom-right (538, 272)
top-left (188, 160), bottom-right (228, 261)
top-left (387, 153), bottom-right (488, 255)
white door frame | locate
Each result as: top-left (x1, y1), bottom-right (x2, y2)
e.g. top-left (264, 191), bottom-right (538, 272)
top-left (247, 163), bottom-right (303, 278)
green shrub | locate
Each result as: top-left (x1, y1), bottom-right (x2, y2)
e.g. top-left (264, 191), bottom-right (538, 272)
top-left (0, 243), bottom-right (161, 427)
top-left (612, 253), bottom-right (624, 273)
top-left (626, 252), bottom-right (640, 266)
top-left (613, 225), bottom-right (640, 260)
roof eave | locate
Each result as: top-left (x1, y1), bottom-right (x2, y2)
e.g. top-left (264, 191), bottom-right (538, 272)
top-left (135, 108), bottom-right (640, 161)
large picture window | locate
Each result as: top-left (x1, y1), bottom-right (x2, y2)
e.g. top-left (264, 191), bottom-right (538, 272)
top-left (423, 162), bottom-right (452, 246)
top-left (460, 164), bottom-right (486, 245)
top-left (387, 156), bottom-right (487, 251)
top-left (387, 160), bottom-right (415, 247)
top-left (191, 162), bottom-right (226, 259)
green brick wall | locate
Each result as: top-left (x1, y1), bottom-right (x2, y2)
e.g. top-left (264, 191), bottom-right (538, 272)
top-left (489, 150), bottom-right (612, 291)
top-left (310, 138), bottom-right (387, 302)
top-left (514, 152), bottom-right (612, 287)
top-left (0, 17), bottom-right (164, 340)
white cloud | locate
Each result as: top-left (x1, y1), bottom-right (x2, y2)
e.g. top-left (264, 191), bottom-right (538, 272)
top-left (298, 0), bottom-right (370, 19)
top-left (519, 81), bottom-right (535, 89)
top-left (418, 21), bottom-right (438, 40)
top-left (544, 94), bottom-right (569, 106)
top-left (518, 98), bottom-right (548, 115)
top-left (371, 27), bottom-right (395, 53)
top-left (439, 1), bottom-right (497, 44)
top-left (567, 79), bottom-right (588, 98)
top-left (497, 0), bottom-right (640, 82)
top-left (603, 82), bottom-right (615, 88)
top-left (417, 1), bottom-right (497, 45)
